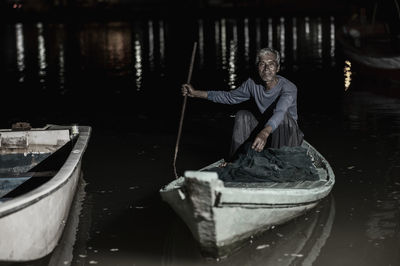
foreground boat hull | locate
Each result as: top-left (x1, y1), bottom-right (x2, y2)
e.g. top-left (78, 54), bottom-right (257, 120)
top-left (0, 125), bottom-right (91, 261)
top-left (163, 196), bottom-right (335, 266)
top-left (160, 140), bottom-right (334, 257)
top-left (162, 183), bottom-right (318, 257)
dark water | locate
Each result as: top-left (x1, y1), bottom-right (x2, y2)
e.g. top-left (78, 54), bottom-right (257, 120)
top-left (1, 10), bottom-right (400, 266)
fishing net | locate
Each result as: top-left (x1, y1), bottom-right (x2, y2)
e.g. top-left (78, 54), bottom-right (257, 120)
top-left (209, 142), bottom-right (319, 183)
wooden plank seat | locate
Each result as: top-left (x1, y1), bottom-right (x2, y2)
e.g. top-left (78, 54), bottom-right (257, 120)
top-left (0, 171), bottom-right (56, 179)
top-left (0, 171), bottom-right (57, 199)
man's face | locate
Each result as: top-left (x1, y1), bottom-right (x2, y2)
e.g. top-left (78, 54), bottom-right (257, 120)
top-left (257, 53), bottom-right (279, 83)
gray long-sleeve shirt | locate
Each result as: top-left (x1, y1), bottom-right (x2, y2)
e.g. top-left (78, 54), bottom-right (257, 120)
top-left (207, 75), bottom-right (298, 132)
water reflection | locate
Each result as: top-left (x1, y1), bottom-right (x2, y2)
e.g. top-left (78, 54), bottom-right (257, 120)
top-left (243, 18), bottom-right (250, 66)
top-left (330, 16), bottom-right (336, 64)
top-left (268, 18), bottom-right (273, 48)
top-left (37, 23), bottom-right (47, 88)
top-left (106, 22), bottom-right (131, 76)
top-left (278, 17), bottom-right (285, 65)
top-left (220, 19), bottom-right (227, 70)
top-left (255, 18), bottom-right (261, 51)
top-left (317, 18), bottom-right (323, 60)
top-left (6, 15), bottom-right (337, 95)
top-left (305, 17), bottom-right (310, 37)
top-left (159, 20), bottom-right (166, 71)
top-left (148, 20), bottom-right (155, 71)
top-left (78, 22), bottom-right (132, 79)
top-left (15, 23), bottom-right (25, 83)
top-left (57, 36), bottom-right (65, 92)
top-left (215, 20), bottom-right (221, 67)
top-left (344, 60), bottom-right (352, 90)
top-left (134, 35), bottom-right (142, 91)
top-left (198, 19), bottom-right (205, 67)
top-left (228, 21), bottom-right (238, 89)
top-left (292, 17), bottom-right (298, 64)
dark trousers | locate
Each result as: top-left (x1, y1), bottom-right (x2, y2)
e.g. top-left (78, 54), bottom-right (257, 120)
top-left (229, 110), bottom-right (304, 160)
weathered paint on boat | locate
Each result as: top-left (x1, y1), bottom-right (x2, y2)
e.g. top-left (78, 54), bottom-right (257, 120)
top-left (160, 140), bottom-right (335, 257)
top-left (0, 125), bottom-right (91, 261)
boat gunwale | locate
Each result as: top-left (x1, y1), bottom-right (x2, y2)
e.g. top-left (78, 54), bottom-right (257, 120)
top-left (161, 140), bottom-right (334, 191)
top-left (214, 198), bottom-right (322, 208)
top-left (0, 125), bottom-right (91, 219)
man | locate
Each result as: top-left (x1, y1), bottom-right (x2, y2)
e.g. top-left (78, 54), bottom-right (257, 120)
top-left (182, 47), bottom-right (303, 160)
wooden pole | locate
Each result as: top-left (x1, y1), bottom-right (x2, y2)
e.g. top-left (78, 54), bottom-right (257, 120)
top-left (173, 42), bottom-right (198, 179)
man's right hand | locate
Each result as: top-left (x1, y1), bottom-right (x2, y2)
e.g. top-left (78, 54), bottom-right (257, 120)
top-left (181, 84), bottom-right (208, 99)
top-left (182, 84), bottom-right (195, 97)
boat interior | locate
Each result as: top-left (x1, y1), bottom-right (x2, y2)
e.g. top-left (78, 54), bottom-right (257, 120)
top-left (0, 128), bottom-right (76, 202)
top-left (200, 142), bottom-right (332, 190)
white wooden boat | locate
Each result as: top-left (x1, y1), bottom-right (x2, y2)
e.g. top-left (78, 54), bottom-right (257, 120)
top-left (0, 124), bottom-right (91, 261)
top-left (160, 140), bottom-right (335, 258)
top-left (162, 195), bottom-right (335, 265)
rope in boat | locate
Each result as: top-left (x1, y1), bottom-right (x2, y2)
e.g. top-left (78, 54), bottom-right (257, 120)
top-left (173, 42), bottom-right (198, 179)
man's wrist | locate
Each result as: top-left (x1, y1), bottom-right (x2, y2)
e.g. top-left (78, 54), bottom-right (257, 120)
top-left (195, 90), bottom-right (207, 99)
top-left (262, 126), bottom-right (272, 135)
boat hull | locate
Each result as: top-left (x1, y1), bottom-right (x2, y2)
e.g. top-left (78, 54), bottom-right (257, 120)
top-left (0, 163), bottom-right (81, 261)
top-left (160, 140), bottom-right (334, 258)
top-left (162, 183), bottom-right (319, 257)
top-left (0, 125), bottom-right (91, 261)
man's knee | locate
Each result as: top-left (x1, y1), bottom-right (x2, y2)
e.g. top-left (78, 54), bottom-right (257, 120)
top-left (234, 110), bottom-right (254, 123)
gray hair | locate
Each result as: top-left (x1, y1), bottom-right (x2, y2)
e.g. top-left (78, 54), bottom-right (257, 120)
top-left (255, 48), bottom-right (281, 68)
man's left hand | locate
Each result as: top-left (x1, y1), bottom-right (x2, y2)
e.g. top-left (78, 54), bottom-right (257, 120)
top-left (251, 127), bottom-right (271, 152)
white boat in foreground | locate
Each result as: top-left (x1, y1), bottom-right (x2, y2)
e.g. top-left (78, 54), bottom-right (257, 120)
top-left (160, 140), bottom-right (335, 258)
top-left (0, 124), bottom-right (91, 262)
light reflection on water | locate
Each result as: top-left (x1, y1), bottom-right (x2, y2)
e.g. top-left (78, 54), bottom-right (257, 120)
top-left (198, 19), bottom-right (204, 67)
top-left (317, 18), bottom-right (322, 60)
top-left (8, 15), bottom-right (335, 91)
top-left (244, 17), bottom-right (250, 65)
top-left (292, 17), bottom-right (298, 63)
top-left (330, 16), bottom-right (335, 64)
top-left (344, 60), bottom-right (352, 90)
top-left (37, 22), bottom-right (47, 88)
top-left (134, 35), bottom-right (142, 91)
top-left (158, 20), bottom-right (165, 71)
top-left (268, 17), bottom-right (273, 48)
top-left (228, 21), bottom-right (238, 89)
top-left (57, 31), bottom-right (66, 92)
top-left (15, 23), bottom-right (25, 83)
top-left (278, 17), bottom-right (285, 64)
top-left (255, 18), bottom-right (261, 51)
top-left (148, 20), bottom-right (155, 71)
top-left (220, 18), bottom-right (227, 70)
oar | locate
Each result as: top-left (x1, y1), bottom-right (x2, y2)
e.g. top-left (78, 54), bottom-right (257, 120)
top-left (173, 42), bottom-right (198, 179)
